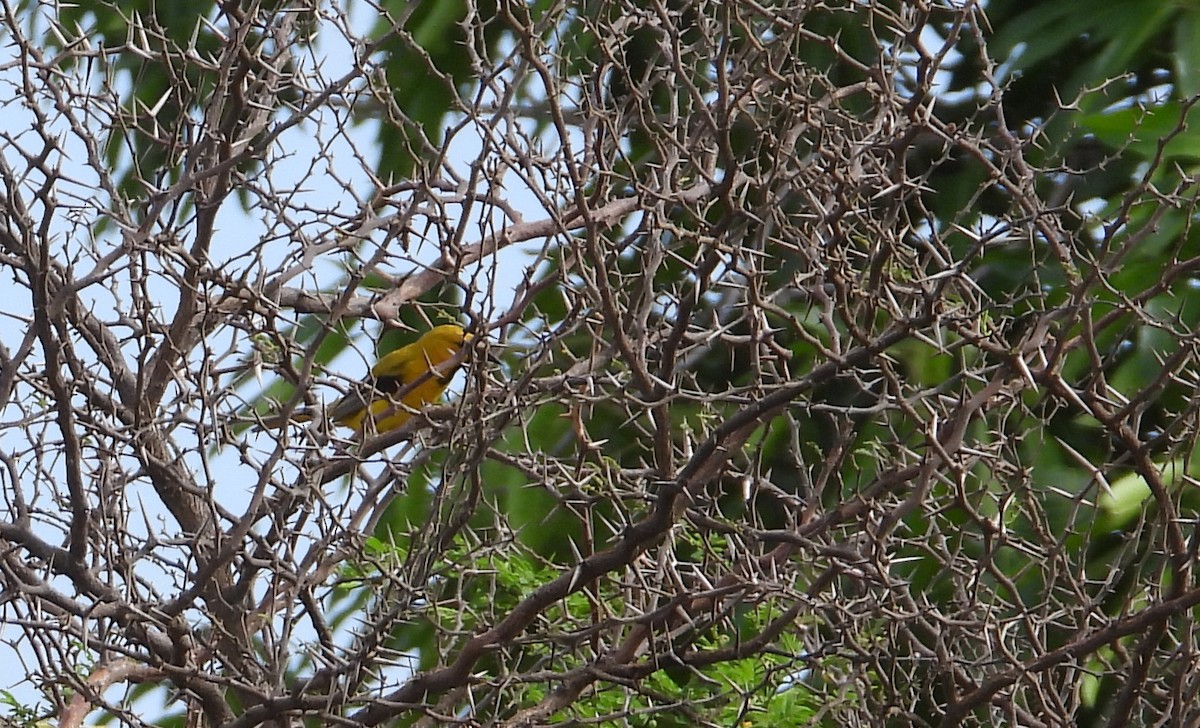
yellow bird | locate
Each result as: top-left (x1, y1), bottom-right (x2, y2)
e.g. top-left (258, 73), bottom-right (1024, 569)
top-left (286, 324), bottom-right (474, 434)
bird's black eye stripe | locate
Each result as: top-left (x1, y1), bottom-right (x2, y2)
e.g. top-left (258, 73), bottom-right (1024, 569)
top-left (372, 375), bottom-right (405, 396)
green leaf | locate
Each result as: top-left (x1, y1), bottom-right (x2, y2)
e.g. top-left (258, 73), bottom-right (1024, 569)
top-left (1176, 7), bottom-right (1200, 98)
top-left (1096, 460), bottom-right (1182, 533)
top-left (1081, 102), bottom-right (1200, 160)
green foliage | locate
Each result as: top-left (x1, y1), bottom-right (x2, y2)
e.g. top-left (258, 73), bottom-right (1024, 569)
top-left (0, 690), bottom-right (51, 728)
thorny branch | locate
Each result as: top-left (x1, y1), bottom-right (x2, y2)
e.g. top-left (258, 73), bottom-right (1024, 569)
top-left (2, 1), bottom-right (1199, 727)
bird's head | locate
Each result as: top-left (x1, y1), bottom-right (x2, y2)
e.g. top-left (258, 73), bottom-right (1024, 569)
top-left (424, 323), bottom-right (472, 349)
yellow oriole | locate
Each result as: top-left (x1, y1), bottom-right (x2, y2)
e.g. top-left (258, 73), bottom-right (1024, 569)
top-left (283, 324), bottom-right (473, 434)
